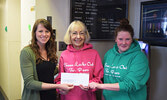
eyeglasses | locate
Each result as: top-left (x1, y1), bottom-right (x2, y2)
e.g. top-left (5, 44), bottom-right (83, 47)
top-left (71, 32), bottom-right (86, 37)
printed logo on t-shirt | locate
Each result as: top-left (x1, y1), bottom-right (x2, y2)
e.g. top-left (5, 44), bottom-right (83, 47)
top-left (64, 61), bottom-right (94, 73)
top-left (104, 63), bottom-right (127, 78)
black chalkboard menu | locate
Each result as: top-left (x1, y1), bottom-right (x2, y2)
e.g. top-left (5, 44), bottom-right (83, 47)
top-left (70, 0), bottom-right (128, 40)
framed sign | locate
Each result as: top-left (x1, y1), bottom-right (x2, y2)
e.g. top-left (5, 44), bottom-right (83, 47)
top-left (140, 1), bottom-right (167, 46)
top-left (70, 0), bottom-right (129, 40)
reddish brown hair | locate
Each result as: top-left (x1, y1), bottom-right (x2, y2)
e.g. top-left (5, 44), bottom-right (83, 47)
top-left (115, 18), bottom-right (134, 39)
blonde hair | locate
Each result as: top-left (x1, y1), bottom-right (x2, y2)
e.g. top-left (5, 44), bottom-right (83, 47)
top-left (64, 20), bottom-right (90, 44)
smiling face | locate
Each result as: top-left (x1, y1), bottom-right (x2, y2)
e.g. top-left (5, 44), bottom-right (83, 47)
top-left (70, 25), bottom-right (86, 50)
top-left (36, 24), bottom-right (51, 47)
top-left (115, 31), bottom-right (133, 53)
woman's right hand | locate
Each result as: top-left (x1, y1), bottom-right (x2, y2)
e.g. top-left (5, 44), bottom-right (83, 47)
top-left (60, 84), bottom-right (74, 91)
top-left (58, 84), bottom-right (74, 95)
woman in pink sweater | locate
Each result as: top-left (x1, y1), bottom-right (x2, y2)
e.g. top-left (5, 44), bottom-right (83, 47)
top-left (55, 20), bottom-right (104, 100)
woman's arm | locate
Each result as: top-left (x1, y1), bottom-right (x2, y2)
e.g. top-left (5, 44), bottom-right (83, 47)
top-left (89, 82), bottom-right (120, 91)
top-left (20, 48), bottom-right (43, 90)
top-left (42, 83), bottom-right (74, 91)
top-left (93, 53), bottom-right (150, 93)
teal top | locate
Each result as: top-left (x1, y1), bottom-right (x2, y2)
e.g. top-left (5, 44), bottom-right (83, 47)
top-left (103, 40), bottom-right (150, 100)
top-left (20, 46), bottom-right (42, 100)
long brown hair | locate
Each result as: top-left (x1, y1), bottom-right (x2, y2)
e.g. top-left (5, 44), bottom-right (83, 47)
top-left (29, 19), bottom-right (57, 64)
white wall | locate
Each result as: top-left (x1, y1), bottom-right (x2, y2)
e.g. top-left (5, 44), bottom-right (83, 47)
top-left (21, 0), bottom-right (36, 49)
top-left (0, 0), bottom-right (8, 99)
top-left (36, 0), bottom-right (70, 57)
top-left (0, 0), bottom-right (21, 99)
top-left (150, 46), bottom-right (167, 100)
